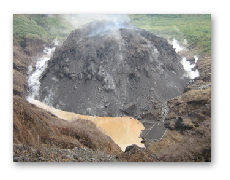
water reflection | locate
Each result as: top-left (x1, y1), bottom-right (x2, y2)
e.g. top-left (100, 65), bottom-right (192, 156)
top-left (27, 98), bottom-right (145, 151)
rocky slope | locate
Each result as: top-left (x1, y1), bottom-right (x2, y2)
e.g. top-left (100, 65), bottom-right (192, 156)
top-left (144, 54), bottom-right (211, 162)
top-left (13, 22), bottom-right (211, 162)
top-left (13, 144), bottom-right (122, 162)
top-left (38, 20), bottom-right (189, 119)
top-left (13, 37), bottom-right (126, 161)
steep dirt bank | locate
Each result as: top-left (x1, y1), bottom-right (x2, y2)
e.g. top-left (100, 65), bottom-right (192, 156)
top-left (13, 38), bottom-right (31, 97)
top-left (13, 95), bottom-right (122, 155)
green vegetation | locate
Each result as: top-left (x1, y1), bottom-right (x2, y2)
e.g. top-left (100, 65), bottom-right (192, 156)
top-left (129, 14), bottom-right (211, 54)
top-left (13, 14), bottom-right (73, 46)
top-left (13, 14), bottom-right (211, 55)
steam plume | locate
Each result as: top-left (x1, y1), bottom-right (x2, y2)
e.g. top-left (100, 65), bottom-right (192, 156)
top-left (181, 57), bottom-right (200, 79)
top-left (61, 14), bottom-right (131, 29)
top-left (27, 42), bottom-right (57, 101)
top-left (173, 38), bottom-right (184, 53)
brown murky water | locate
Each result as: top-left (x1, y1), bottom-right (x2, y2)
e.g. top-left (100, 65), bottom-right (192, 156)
top-left (27, 98), bottom-right (145, 151)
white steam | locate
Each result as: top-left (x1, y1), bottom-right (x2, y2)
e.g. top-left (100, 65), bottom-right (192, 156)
top-left (171, 38), bottom-right (200, 79)
top-left (27, 41), bottom-right (58, 100)
top-left (181, 57), bottom-right (200, 79)
top-left (172, 38), bottom-right (184, 53)
top-left (61, 14), bottom-right (131, 29)
top-left (53, 38), bottom-right (59, 46)
top-left (194, 55), bottom-right (198, 64)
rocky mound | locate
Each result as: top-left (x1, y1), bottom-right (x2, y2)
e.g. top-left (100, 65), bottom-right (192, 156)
top-left (38, 20), bottom-right (189, 118)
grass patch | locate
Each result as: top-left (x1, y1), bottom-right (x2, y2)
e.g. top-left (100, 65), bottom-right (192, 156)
top-left (129, 14), bottom-right (211, 55)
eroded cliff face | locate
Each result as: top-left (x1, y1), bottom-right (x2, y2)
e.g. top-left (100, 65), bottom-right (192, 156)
top-left (38, 20), bottom-right (189, 118)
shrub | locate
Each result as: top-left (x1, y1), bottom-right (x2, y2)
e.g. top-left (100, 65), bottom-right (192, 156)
top-left (13, 14), bottom-right (73, 47)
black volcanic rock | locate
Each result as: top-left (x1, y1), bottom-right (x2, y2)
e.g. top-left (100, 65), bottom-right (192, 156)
top-left (39, 20), bottom-right (189, 118)
top-left (121, 102), bottom-right (136, 116)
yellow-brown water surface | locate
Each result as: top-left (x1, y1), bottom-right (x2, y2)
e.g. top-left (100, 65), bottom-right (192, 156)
top-left (27, 98), bottom-right (145, 151)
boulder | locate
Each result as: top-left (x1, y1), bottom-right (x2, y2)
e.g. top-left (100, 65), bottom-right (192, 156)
top-left (164, 116), bottom-right (194, 131)
top-left (121, 102), bottom-right (136, 116)
top-left (119, 144), bottom-right (158, 162)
